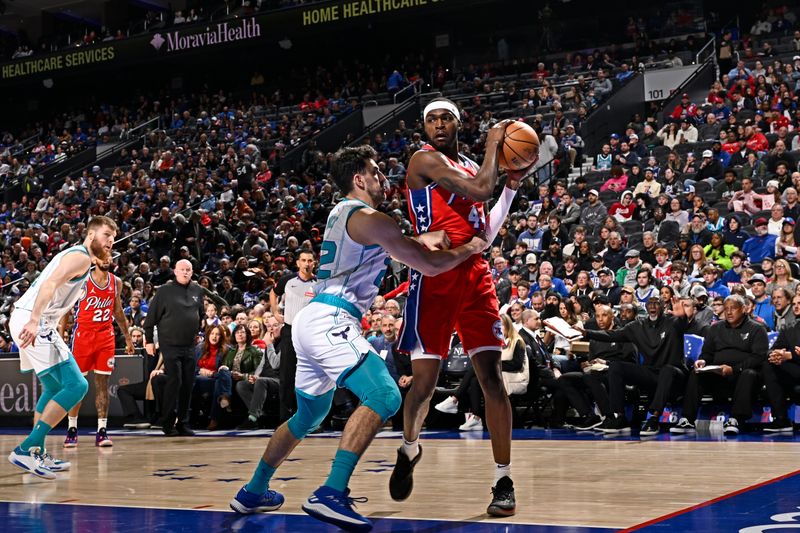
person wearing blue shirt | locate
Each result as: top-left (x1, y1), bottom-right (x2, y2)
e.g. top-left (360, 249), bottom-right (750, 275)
top-left (750, 274), bottom-right (776, 330)
top-left (721, 251), bottom-right (747, 285)
top-left (701, 265), bottom-right (731, 299)
top-left (742, 218), bottom-right (777, 264)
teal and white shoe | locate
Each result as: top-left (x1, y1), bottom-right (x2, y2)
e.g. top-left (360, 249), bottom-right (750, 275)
top-left (8, 447), bottom-right (57, 480)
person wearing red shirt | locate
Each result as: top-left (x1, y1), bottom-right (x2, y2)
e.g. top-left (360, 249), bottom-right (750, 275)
top-left (745, 125), bottom-right (769, 153)
top-left (670, 93), bottom-right (698, 120)
top-left (608, 190), bottom-right (636, 222)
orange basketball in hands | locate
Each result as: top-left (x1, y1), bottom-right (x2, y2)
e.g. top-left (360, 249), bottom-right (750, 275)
top-left (498, 121), bottom-right (540, 171)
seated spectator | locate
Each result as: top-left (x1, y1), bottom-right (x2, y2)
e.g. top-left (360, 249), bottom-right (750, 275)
top-left (608, 191), bottom-right (635, 222)
top-left (763, 308), bottom-right (800, 433)
top-left (594, 144), bottom-right (613, 170)
top-left (704, 232), bottom-right (737, 271)
top-left (742, 218), bottom-right (777, 264)
top-left (665, 196), bottom-right (690, 227)
top-left (750, 273), bottom-right (776, 330)
top-left (657, 122), bottom-right (681, 149)
top-left (555, 304), bottom-right (637, 429)
top-left (580, 189), bottom-right (608, 231)
top-left (671, 295), bottom-right (767, 436)
top-left (208, 324), bottom-right (263, 431)
top-left (435, 314), bottom-right (528, 430)
top-left (600, 166), bottom-right (628, 193)
top-left (248, 319), bottom-right (267, 350)
top-left (581, 296), bottom-right (688, 436)
top-left (235, 319), bottom-right (281, 430)
top-left (193, 325), bottom-right (229, 424)
top-left (772, 287), bottom-right (797, 332)
top-left (768, 259), bottom-right (800, 295)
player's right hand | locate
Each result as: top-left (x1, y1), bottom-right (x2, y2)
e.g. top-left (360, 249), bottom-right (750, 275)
top-left (485, 119), bottom-right (512, 147)
top-left (18, 320), bottom-right (39, 348)
top-left (417, 230), bottom-right (451, 250)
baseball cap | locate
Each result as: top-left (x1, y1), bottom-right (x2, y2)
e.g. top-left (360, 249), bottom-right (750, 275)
top-left (785, 217), bottom-right (796, 226)
top-left (625, 249), bottom-right (640, 258)
top-left (749, 273), bottom-right (767, 284)
top-left (592, 254), bottom-right (604, 263)
top-left (180, 246), bottom-right (189, 252)
top-left (681, 92), bottom-right (689, 98)
top-left (690, 285), bottom-right (708, 298)
top-left (598, 267), bottom-right (613, 276)
top-left (754, 217), bottom-right (768, 227)
top-left (620, 286), bottom-right (634, 294)
top-left (629, 133), bottom-right (639, 140)
top-left (588, 189), bottom-right (599, 196)
top-left (794, 55), bottom-right (800, 61)
top-left (550, 237), bottom-right (561, 246)
top-left (767, 180), bottom-right (780, 189)
top-left (525, 253), bottom-right (537, 265)
top-left (610, 133), bottom-right (620, 140)
top-left (684, 185), bottom-right (695, 193)
top-left (692, 212), bottom-right (706, 220)
top-left (702, 150), bottom-right (713, 158)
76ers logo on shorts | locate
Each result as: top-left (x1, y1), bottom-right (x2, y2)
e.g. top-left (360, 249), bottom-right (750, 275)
top-left (492, 320), bottom-right (503, 340)
top-left (106, 357), bottom-right (115, 369)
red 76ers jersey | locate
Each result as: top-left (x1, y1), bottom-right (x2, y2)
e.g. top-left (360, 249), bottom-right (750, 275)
top-left (406, 144), bottom-right (486, 246)
top-left (75, 274), bottom-right (117, 332)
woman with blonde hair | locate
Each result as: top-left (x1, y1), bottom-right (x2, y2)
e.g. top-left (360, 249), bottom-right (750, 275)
top-left (767, 258), bottom-right (799, 295)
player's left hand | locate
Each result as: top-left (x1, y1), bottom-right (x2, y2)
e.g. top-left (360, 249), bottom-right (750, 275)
top-left (505, 161), bottom-right (538, 185)
top-left (417, 230), bottom-right (451, 251)
top-left (18, 319), bottom-right (39, 348)
top-left (125, 338), bottom-right (135, 355)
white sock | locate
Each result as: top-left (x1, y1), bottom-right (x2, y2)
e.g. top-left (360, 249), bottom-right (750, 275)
top-left (68, 416), bottom-right (78, 429)
top-left (97, 418), bottom-right (107, 431)
top-left (494, 463), bottom-right (511, 484)
top-left (401, 438), bottom-right (419, 460)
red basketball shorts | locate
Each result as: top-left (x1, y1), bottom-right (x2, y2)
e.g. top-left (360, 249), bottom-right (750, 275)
top-left (398, 255), bottom-right (502, 359)
top-left (72, 327), bottom-right (116, 375)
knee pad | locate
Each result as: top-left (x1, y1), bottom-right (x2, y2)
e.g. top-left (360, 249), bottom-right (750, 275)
top-left (287, 388), bottom-right (334, 439)
top-left (341, 352), bottom-right (402, 422)
top-left (35, 373), bottom-right (59, 413)
top-left (51, 359), bottom-right (89, 411)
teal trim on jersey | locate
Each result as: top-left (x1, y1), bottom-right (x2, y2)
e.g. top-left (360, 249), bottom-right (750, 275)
top-left (19, 368), bottom-right (34, 374)
top-left (317, 241), bottom-right (337, 280)
top-left (36, 358), bottom-right (72, 378)
top-left (64, 245), bottom-right (91, 282)
top-left (311, 294), bottom-right (363, 322)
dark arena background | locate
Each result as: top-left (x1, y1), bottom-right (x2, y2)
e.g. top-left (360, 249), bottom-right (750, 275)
top-left (1, 0), bottom-right (800, 531)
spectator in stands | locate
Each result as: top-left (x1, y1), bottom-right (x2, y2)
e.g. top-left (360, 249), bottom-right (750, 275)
top-left (763, 306), bottom-right (800, 433)
top-left (677, 118), bottom-right (699, 144)
top-left (671, 295), bottom-right (767, 436)
top-left (657, 122), bottom-right (681, 149)
top-left (581, 296), bottom-right (688, 435)
top-left (670, 93), bottom-right (698, 121)
top-left (743, 218), bottom-right (778, 265)
top-left (592, 70), bottom-right (613, 100)
top-left (594, 144), bottom-right (613, 170)
top-left (236, 320), bottom-right (281, 430)
top-left (207, 324), bottom-right (263, 431)
top-left (750, 274), bottom-right (776, 330)
top-left (555, 192), bottom-right (580, 228)
top-left (608, 191), bottom-right (635, 222)
top-left (580, 189), bottom-right (607, 231)
top-left (772, 287), bottom-right (796, 332)
top-left (728, 177), bottom-right (761, 215)
top-left (699, 113), bottom-right (721, 141)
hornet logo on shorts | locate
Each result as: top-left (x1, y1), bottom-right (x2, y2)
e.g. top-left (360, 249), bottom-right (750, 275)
top-left (492, 320), bottom-right (503, 340)
top-left (332, 327), bottom-right (350, 340)
top-left (38, 331), bottom-right (55, 343)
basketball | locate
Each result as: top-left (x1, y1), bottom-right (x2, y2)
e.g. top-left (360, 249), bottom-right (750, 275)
top-left (498, 121), bottom-right (540, 171)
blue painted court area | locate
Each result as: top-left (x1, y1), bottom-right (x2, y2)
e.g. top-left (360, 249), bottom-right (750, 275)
top-left (0, 502), bottom-right (614, 533)
top-left (626, 468), bottom-right (800, 532)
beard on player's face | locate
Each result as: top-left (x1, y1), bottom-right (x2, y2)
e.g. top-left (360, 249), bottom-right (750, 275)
top-left (96, 261), bottom-right (112, 272)
top-left (89, 238), bottom-right (110, 261)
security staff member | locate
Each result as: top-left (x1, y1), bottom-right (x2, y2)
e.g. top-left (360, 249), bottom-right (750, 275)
top-left (144, 259), bottom-right (227, 436)
top-left (270, 250), bottom-right (316, 422)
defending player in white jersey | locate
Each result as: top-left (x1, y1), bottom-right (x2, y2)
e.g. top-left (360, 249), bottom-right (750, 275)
top-left (229, 146), bottom-right (485, 532)
top-left (7, 216), bottom-right (117, 479)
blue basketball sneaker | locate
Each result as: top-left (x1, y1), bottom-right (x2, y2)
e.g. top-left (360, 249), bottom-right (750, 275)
top-left (302, 485), bottom-right (372, 532)
top-left (8, 446), bottom-right (56, 480)
top-left (229, 485), bottom-right (284, 514)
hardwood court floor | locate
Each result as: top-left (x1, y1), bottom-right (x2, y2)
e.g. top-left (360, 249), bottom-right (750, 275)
top-left (1, 431), bottom-right (799, 530)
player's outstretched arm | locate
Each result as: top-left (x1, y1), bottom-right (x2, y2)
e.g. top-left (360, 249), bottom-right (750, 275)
top-left (409, 120), bottom-right (511, 202)
top-left (349, 209), bottom-right (485, 277)
top-left (18, 252), bottom-right (91, 348)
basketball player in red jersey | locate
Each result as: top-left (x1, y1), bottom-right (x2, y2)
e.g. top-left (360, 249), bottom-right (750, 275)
top-left (61, 255), bottom-right (134, 447)
top-left (391, 98), bottom-right (534, 516)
